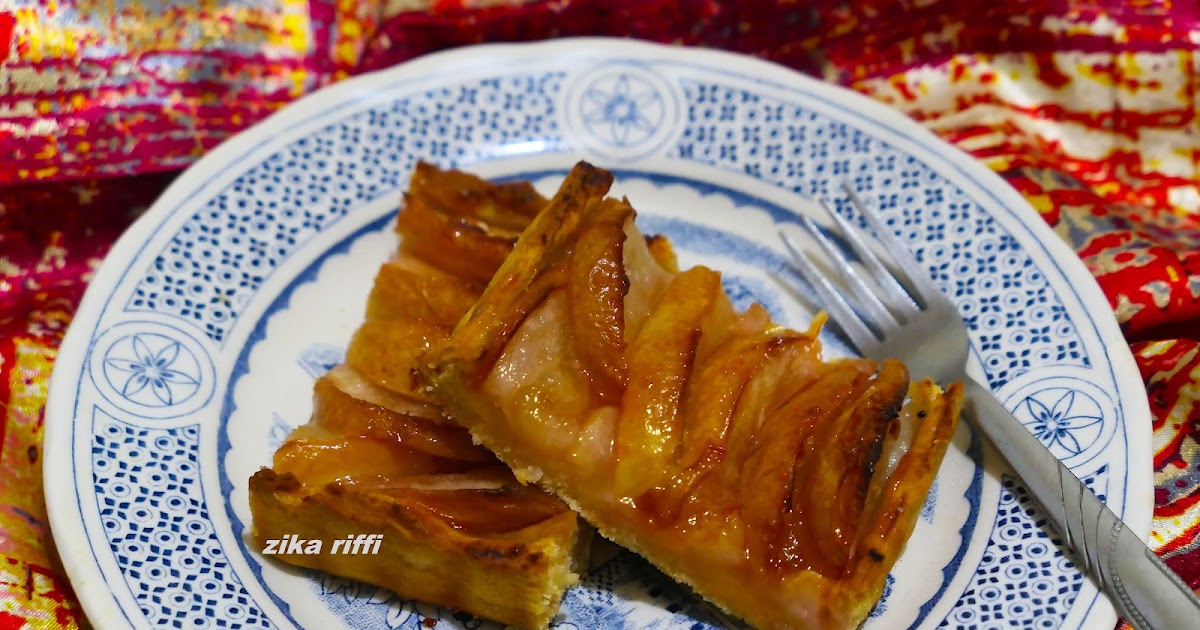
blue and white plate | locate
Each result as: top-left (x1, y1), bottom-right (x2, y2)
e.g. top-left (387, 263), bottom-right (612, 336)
top-left (45, 38), bottom-right (1151, 630)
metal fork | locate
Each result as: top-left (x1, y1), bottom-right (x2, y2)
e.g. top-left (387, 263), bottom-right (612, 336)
top-left (778, 185), bottom-right (1200, 630)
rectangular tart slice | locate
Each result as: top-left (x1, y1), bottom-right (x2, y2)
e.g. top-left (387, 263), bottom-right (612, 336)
top-left (249, 163), bottom-right (612, 629)
top-left (421, 162), bottom-right (965, 630)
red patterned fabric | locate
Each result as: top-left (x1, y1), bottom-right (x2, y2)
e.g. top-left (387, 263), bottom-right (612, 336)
top-left (1, 1), bottom-right (1197, 627)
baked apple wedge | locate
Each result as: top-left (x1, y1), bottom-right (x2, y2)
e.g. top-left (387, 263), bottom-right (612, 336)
top-left (421, 162), bottom-right (965, 630)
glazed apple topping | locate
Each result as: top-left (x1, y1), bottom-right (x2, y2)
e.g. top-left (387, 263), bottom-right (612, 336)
top-left (423, 161), bottom-right (964, 630)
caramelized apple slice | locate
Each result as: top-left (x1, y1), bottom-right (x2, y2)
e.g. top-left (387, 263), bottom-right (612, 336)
top-left (311, 373), bottom-right (495, 463)
top-left (387, 479), bottom-right (576, 535)
top-left (366, 259), bottom-right (481, 326)
top-left (325, 364), bottom-right (446, 422)
top-left (719, 334), bottom-right (822, 489)
top-left (777, 358), bottom-right (904, 576)
top-left (644, 234), bottom-right (679, 273)
top-left (852, 380), bottom-right (961, 569)
top-left (407, 161), bottom-right (547, 229)
top-left (740, 362), bottom-right (873, 574)
top-left (437, 162), bottom-right (613, 378)
top-left (809, 360), bottom-right (908, 566)
top-left (676, 329), bottom-right (789, 472)
top-left (396, 194), bottom-right (521, 284)
top-left (345, 318), bottom-right (447, 399)
top-left (566, 199), bottom-right (633, 400)
top-left (392, 162), bottom-right (549, 283)
top-left (272, 435), bottom-right (471, 488)
top-left (613, 266), bottom-right (722, 497)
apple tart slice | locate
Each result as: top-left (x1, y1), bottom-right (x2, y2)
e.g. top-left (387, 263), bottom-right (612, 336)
top-left (250, 163), bottom-right (609, 629)
top-left (248, 366), bottom-right (586, 629)
top-left (421, 162), bottom-right (965, 630)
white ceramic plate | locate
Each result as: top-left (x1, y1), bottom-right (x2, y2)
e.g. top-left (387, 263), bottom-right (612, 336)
top-left (46, 38), bottom-right (1151, 630)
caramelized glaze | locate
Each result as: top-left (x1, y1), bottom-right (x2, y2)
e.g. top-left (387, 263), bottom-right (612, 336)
top-left (394, 483), bottom-right (576, 535)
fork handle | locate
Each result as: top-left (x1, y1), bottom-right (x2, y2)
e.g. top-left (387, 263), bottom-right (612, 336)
top-left (962, 377), bottom-right (1200, 630)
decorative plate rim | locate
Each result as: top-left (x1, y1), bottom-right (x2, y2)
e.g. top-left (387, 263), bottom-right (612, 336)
top-left (44, 37), bottom-right (1152, 630)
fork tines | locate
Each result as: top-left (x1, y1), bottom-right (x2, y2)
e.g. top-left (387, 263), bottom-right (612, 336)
top-left (779, 184), bottom-right (931, 352)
